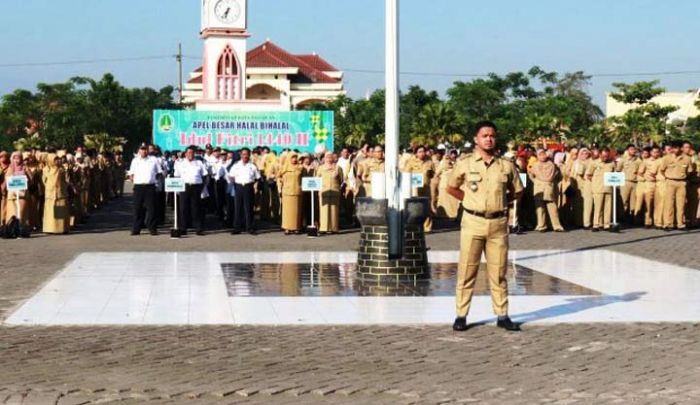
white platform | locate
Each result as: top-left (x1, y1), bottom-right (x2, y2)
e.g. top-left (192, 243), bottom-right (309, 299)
top-left (5, 250), bottom-right (700, 325)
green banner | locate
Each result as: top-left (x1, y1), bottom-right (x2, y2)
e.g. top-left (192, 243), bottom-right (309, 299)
top-left (152, 110), bottom-right (334, 153)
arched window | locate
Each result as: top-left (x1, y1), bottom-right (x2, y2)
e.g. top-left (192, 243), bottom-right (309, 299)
top-left (216, 45), bottom-right (239, 100)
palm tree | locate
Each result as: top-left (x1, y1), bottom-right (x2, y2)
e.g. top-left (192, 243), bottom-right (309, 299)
top-left (84, 133), bottom-right (127, 153)
top-left (411, 103), bottom-right (460, 146)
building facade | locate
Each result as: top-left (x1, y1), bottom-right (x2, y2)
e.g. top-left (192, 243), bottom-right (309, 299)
top-left (606, 90), bottom-right (700, 124)
top-left (184, 0), bottom-right (345, 111)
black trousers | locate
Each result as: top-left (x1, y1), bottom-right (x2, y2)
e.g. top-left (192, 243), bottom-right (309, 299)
top-left (234, 183), bottom-right (255, 232)
top-left (215, 179), bottom-right (227, 221)
top-left (226, 193), bottom-right (236, 228)
top-left (178, 184), bottom-right (204, 232)
top-left (132, 184), bottom-right (156, 233)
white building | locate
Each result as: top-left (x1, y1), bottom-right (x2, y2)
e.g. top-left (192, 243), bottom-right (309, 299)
top-left (184, 0), bottom-right (346, 111)
top-left (606, 90), bottom-right (700, 124)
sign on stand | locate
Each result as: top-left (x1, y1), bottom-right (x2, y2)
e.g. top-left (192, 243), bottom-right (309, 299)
top-left (410, 173), bottom-right (424, 188)
top-left (7, 176), bottom-right (28, 192)
top-left (604, 172), bottom-right (625, 230)
top-left (302, 177), bottom-right (323, 237)
top-left (166, 177), bottom-right (186, 238)
top-left (165, 177), bottom-right (186, 193)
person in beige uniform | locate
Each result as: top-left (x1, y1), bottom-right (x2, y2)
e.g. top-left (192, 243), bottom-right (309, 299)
top-left (315, 152), bottom-right (343, 234)
top-left (530, 149), bottom-right (565, 232)
top-left (279, 152), bottom-right (303, 235)
top-left (436, 150), bottom-right (459, 219)
top-left (683, 142), bottom-right (699, 229)
top-left (636, 147), bottom-right (659, 228)
top-left (0, 151), bottom-right (9, 225)
top-left (616, 144), bottom-right (641, 223)
top-left (403, 145), bottom-right (435, 233)
top-left (42, 154), bottom-right (70, 235)
top-left (356, 146), bottom-right (385, 198)
top-left (659, 141), bottom-right (693, 230)
top-left (586, 147), bottom-right (616, 231)
top-left (447, 121), bottom-right (523, 332)
top-left (571, 148), bottom-right (593, 229)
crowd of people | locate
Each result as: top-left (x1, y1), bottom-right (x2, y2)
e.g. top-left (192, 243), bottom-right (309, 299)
top-left (2, 138), bottom-right (698, 238)
top-left (0, 148), bottom-right (125, 236)
top-left (511, 141), bottom-right (699, 232)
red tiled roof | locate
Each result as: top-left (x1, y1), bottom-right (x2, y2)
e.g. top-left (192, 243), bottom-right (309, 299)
top-left (296, 54), bottom-right (338, 72)
top-left (187, 75), bottom-right (202, 84)
top-left (246, 41), bottom-right (339, 84)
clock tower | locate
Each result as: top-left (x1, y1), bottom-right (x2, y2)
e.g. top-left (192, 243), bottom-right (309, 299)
top-left (199, 0), bottom-right (250, 107)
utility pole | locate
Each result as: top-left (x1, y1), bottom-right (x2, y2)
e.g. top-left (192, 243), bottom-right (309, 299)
top-left (176, 43), bottom-right (183, 105)
top-left (385, 0), bottom-right (401, 257)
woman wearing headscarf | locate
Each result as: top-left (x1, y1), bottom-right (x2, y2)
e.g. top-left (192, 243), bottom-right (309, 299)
top-left (315, 152), bottom-right (343, 234)
top-left (0, 151), bottom-right (10, 225)
top-left (42, 154), bottom-right (70, 234)
top-left (279, 152), bottom-right (303, 234)
top-left (530, 149), bottom-right (565, 232)
top-left (300, 153), bottom-right (317, 228)
top-left (572, 148), bottom-right (593, 229)
top-left (23, 152), bottom-right (42, 230)
top-left (4, 151), bottom-right (32, 228)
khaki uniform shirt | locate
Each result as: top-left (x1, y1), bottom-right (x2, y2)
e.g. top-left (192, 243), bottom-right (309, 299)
top-left (586, 160), bottom-right (616, 194)
top-left (403, 156), bottom-right (434, 197)
top-left (530, 161), bottom-right (559, 202)
top-left (358, 158), bottom-right (385, 184)
top-left (660, 154), bottom-right (693, 181)
top-left (638, 158), bottom-right (658, 182)
top-left (447, 154), bottom-right (523, 214)
top-left (616, 154), bottom-right (641, 182)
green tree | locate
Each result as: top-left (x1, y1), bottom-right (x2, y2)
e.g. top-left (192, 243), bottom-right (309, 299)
top-left (608, 81), bottom-right (678, 147)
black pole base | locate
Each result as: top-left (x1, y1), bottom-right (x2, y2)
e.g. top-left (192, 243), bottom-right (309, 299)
top-left (170, 229), bottom-right (182, 238)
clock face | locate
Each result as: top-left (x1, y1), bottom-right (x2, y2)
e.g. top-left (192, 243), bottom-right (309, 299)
top-left (214, 0), bottom-right (241, 24)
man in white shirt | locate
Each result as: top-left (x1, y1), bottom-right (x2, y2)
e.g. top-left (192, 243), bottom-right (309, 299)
top-left (174, 146), bottom-right (208, 236)
top-left (128, 143), bottom-right (163, 236)
top-left (228, 147), bottom-right (261, 234)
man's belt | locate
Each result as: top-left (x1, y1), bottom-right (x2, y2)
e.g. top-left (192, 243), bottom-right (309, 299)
top-left (666, 178), bottom-right (687, 181)
top-left (462, 207), bottom-right (506, 219)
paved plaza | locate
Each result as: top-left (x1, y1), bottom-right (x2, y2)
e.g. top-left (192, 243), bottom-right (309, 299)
top-left (2, 195), bottom-right (700, 404)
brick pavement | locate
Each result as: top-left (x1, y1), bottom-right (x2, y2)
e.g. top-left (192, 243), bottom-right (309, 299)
top-left (1, 195), bottom-right (700, 403)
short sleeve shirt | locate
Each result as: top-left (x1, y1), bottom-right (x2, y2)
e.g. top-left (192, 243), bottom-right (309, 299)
top-left (447, 154), bottom-right (523, 213)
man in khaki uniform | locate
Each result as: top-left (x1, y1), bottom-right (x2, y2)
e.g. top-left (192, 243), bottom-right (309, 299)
top-left (403, 145), bottom-right (435, 232)
top-left (616, 144), bottom-right (641, 223)
top-left (636, 147), bottom-right (660, 228)
top-left (586, 147), bottom-right (616, 231)
top-left (659, 141), bottom-right (693, 230)
top-left (447, 121), bottom-right (523, 332)
top-left (356, 146), bottom-right (385, 198)
top-left (683, 142), bottom-right (699, 229)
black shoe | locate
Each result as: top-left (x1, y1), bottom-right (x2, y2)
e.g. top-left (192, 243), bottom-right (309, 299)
top-left (591, 228), bottom-right (600, 233)
top-left (150, 230), bottom-right (159, 236)
top-left (196, 230), bottom-right (205, 236)
top-left (644, 225), bottom-right (652, 229)
top-left (664, 228), bottom-right (672, 232)
top-left (248, 230), bottom-right (257, 236)
top-left (496, 316), bottom-right (521, 331)
top-left (130, 231), bottom-right (140, 236)
top-left (452, 317), bottom-right (468, 332)
top-left (231, 230), bottom-right (241, 235)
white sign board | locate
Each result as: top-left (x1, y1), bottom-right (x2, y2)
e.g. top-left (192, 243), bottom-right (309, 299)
top-left (519, 173), bottom-right (528, 187)
top-left (7, 175), bottom-right (28, 192)
top-left (165, 177), bottom-right (186, 193)
top-left (604, 172), bottom-right (626, 187)
top-left (302, 177), bottom-right (322, 192)
top-left (411, 173), bottom-right (424, 188)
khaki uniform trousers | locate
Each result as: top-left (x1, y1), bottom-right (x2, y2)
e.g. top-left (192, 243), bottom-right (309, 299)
top-left (663, 180), bottom-right (687, 229)
top-left (686, 183), bottom-right (699, 228)
top-left (456, 213), bottom-right (509, 318)
top-left (639, 182), bottom-right (656, 226)
top-left (534, 196), bottom-right (563, 231)
top-left (633, 181), bottom-right (646, 222)
top-left (593, 193), bottom-right (612, 229)
top-left (654, 181), bottom-right (666, 227)
top-left (620, 181), bottom-right (636, 218)
top-left (582, 181), bottom-right (594, 228)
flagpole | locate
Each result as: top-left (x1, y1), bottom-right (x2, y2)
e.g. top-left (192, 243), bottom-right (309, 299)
top-left (385, 0), bottom-right (402, 257)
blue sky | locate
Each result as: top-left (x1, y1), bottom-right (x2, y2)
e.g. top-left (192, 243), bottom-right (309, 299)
top-left (1, 0), bottom-right (699, 108)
